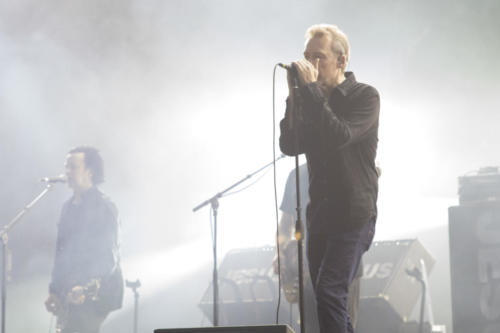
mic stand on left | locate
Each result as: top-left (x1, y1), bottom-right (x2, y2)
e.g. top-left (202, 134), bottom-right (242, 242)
top-left (0, 184), bottom-right (54, 333)
top-left (192, 154), bottom-right (286, 327)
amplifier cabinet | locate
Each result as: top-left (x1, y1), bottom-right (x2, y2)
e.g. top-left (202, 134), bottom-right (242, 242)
top-left (449, 204), bottom-right (500, 333)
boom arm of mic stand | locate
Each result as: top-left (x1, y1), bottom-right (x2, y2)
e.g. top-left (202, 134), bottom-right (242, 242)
top-left (0, 183), bottom-right (54, 333)
top-left (192, 154), bottom-right (286, 212)
top-left (0, 184), bottom-right (53, 239)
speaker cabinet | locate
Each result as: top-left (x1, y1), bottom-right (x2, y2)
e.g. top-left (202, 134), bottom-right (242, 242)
top-left (449, 204), bottom-right (500, 333)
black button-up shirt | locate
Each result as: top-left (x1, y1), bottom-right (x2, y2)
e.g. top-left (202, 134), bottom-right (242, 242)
top-left (279, 72), bottom-right (380, 233)
top-left (49, 187), bottom-right (123, 312)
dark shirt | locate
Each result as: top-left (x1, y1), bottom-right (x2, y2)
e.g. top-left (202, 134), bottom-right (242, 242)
top-left (280, 164), bottom-right (363, 278)
top-left (50, 187), bottom-right (123, 312)
top-left (279, 72), bottom-right (380, 233)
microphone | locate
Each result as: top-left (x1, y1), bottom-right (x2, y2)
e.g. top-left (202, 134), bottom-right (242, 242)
top-left (278, 63), bottom-right (299, 86)
top-left (405, 267), bottom-right (422, 280)
top-left (40, 174), bottom-right (67, 184)
top-left (278, 63), bottom-right (293, 71)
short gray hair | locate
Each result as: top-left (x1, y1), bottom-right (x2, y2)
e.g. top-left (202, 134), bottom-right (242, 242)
top-left (305, 24), bottom-right (350, 65)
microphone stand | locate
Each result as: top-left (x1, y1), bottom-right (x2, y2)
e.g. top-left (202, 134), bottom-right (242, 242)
top-left (293, 156), bottom-right (305, 333)
top-left (406, 266), bottom-right (426, 333)
top-left (0, 183), bottom-right (54, 333)
top-left (192, 154), bottom-right (286, 327)
top-left (289, 73), bottom-right (306, 333)
top-left (125, 279), bottom-right (141, 333)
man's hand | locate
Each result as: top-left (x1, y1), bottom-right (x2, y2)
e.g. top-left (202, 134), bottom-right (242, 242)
top-left (287, 58), bottom-right (319, 96)
top-left (45, 293), bottom-right (61, 315)
top-left (68, 285), bottom-right (86, 305)
top-left (295, 58), bottom-right (319, 86)
top-left (273, 213), bottom-right (295, 275)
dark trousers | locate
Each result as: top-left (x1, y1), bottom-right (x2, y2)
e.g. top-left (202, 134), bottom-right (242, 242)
top-left (303, 276), bottom-right (320, 333)
top-left (307, 221), bottom-right (375, 333)
top-left (60, 302), bottom-right (108, 333)
top-left (301, 274), bottom-right (361, 333)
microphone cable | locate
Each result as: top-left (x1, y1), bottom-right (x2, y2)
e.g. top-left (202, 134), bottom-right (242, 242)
top-left (272, 63), bottom-right (283, 326)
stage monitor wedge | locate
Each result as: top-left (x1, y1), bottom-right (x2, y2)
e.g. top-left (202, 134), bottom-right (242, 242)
top-left (155, 325), bottom-right (295, 333)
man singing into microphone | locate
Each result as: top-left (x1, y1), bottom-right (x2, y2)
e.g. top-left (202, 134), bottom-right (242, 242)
top-left (279, 24), bottom-right (380, 333)
top-left (45, 146), bottom-right (123, 333)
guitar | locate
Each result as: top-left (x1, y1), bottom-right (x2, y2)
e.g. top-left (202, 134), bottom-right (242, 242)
top-left (48, 279), bottom-right (101, 333)
top-left (280, 239), bottom-right (310, 304)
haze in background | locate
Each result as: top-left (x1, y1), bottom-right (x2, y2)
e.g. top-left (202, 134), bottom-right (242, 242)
top-left (1, 0), bottom-right (499, 332)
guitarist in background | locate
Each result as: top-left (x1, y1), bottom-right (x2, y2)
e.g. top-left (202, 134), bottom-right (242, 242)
top-left (274, 164), bottom-right (364, 333)
top-left (45, 146), bottom-right (124, 333)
